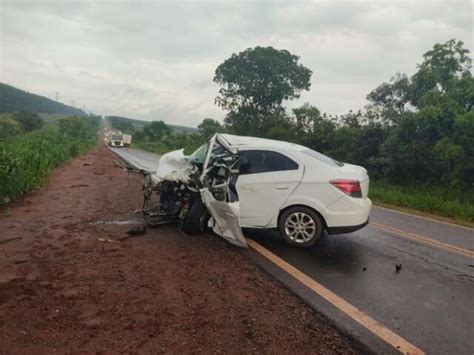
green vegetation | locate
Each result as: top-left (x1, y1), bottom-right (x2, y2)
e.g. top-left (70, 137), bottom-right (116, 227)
top-left (0, 83), bottom-right (86, 116)
top-left (210, 40), bottom-right (473, 222)
top-left (0, 115), bottom-right (99, 203)
top-left (370, 182), bottom-right (474, 224)
top-left (114, 40), bottom-right (473, 223)
top-left (0, 114), bottom-right (22, 138)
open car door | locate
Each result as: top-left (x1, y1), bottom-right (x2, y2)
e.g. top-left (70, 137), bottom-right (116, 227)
top-left (199, 134), bottom-right (247, 248)
top-left (201, 188), bottom-right (246, 247)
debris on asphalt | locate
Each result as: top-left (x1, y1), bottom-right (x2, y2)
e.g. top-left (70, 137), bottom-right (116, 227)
top-left (0, 236), bottom-right (22, 245)
top-left (97, 237), bottom-right (119, 243)
top-left (362, 267), bottom-right (367, 272)
top-left (126, 225), bottom-right (147, 236)
top-left (395, 263), bottom-right (402, 273)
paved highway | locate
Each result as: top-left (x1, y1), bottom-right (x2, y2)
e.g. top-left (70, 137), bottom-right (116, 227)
top-left (111, 146), bottom-right (474, 355)
top-left (110, 147), bottom-right (160, 173)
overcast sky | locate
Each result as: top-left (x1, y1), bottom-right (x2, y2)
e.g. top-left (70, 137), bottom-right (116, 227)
top-left (1, 0), bottom-right (472, 127)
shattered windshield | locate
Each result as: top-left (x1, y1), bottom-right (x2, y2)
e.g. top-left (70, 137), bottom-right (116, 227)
top-left (188, 141), bottom-right (229, 166)
top-left (188, 143), bottom-right (209, 164)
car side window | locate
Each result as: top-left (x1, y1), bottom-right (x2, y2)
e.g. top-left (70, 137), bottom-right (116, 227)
top-left (239, 150), bottom-right (298, 175)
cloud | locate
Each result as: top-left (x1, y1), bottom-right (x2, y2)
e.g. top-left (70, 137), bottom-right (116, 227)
top-left (1, 0), bottom-right (472, 127)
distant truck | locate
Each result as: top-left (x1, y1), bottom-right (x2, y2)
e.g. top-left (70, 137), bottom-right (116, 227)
top-left (123, 134), bottom-right (132, 147)
top-left (109, 132), bottom-right (124, 148)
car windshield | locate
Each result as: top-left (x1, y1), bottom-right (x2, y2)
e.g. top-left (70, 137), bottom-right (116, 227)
top-left (188, 141), bottom-right (229, 166)
top-left (301, 148), bottom-right (344, 167)
top-left (188, 143), bottom-right (209, 164)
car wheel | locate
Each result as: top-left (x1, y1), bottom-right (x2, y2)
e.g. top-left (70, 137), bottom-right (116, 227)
top-left (278, 206), bottom-right (322, 248)
top-left (181, 197), bottom-right (209, 235)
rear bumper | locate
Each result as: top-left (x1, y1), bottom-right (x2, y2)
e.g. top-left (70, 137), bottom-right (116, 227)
top-left (324, 196), bottom-right (372, 228)
top-left (327, 219), bottom-right (369, 235)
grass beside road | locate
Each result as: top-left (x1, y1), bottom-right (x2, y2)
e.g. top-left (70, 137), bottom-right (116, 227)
top-left (0, 119), bottom-right (98, 204)
top-left (370, 181), bottom-right (474, 227)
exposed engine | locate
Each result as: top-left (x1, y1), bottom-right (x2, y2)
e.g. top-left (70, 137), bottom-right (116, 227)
top-left (141, 149), bottom-right (240, 234)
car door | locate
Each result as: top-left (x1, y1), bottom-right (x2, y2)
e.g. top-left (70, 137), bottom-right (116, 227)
top-left (236, 149), bottom-right (304, 227)
top-left (200, 134), bottom-right (247, 247)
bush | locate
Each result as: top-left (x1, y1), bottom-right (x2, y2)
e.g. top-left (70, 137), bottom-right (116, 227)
top-left (13, 112), bottom-right (44, 132)
top-left (0, 114), bottom-right (22, 139)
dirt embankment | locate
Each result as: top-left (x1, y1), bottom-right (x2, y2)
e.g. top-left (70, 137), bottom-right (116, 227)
top-left (0, 144), bottom-right (357, 353)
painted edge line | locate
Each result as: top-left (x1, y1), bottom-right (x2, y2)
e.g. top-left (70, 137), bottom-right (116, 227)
top-left (374, 205), bottom-right (474, 231)
top-left (247, 238), bottom-right (425, 355)
top-left (370, 222), bottom-right (474, 258)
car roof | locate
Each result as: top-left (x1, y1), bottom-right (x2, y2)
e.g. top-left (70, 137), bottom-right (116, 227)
top-left (217, 133), bottom-right (306, 152)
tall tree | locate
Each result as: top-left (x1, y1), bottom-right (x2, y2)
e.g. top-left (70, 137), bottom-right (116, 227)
top-left (214, 46), bottom-right (312, 134)
top-left (198, 118), bottom-right (225, 138)
top-left (143, 121), bottom-right (171, 141)
top-left (411, 39), bottom-right (471, 105)
top-left (366, 73), bottom-right (411, 122)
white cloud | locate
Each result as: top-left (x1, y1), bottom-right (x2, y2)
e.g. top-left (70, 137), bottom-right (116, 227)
top-left (1, 0), bottom-right (472, 127)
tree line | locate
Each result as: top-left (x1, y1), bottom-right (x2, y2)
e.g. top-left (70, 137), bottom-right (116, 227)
top-left (211, 40), bottom-right (473, 190)
top-left (119, 39), bottom-right (473, 191)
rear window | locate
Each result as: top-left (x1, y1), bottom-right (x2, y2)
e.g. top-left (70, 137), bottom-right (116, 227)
top-left (301, 148), bottom-right (343, 167)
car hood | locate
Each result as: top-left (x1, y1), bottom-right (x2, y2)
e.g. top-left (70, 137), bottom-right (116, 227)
top-left (151, 149), bottom-right (193, 183)
top-left (150, 144), bottom-right (247, 247)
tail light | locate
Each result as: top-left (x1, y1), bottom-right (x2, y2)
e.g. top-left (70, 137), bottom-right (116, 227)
top-left (330, 179), bottom-right (362, 198)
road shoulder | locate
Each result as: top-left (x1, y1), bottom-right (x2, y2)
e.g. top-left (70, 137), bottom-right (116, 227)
top-left (0, 144), bottom-right (359, 353)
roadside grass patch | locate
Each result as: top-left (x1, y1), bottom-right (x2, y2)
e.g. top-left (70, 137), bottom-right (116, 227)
top-left (0, 119), bottom-right (98, 203)
top-left (370, 181), bottom-right (474, 225)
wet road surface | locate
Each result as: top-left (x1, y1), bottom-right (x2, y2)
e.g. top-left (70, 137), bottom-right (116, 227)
top-left (109, 147), bottom-right (160, 173)
top-left (113, 146), bottom-right (474, 355)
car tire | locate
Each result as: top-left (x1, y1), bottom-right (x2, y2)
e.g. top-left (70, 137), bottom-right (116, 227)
top-left (278, 206), bottom-right (322, 248)
top-left (181, 197), bottom-right (209, 235)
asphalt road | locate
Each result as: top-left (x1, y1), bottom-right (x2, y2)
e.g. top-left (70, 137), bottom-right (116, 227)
top-left (110, 147), bottom-right (160, 173)
top-left (112, 146), bottom-right (474, 355)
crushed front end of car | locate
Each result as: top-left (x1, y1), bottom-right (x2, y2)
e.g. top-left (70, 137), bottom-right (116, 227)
top-left (141, 134), bottom-right (247, 247)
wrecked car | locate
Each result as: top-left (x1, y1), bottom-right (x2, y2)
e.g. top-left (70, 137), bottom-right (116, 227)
top-left (142, 133), bottom-right (372, 248)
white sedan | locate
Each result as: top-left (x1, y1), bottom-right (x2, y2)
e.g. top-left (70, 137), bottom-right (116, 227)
top-left (145, 133), bottom-right (372, 248)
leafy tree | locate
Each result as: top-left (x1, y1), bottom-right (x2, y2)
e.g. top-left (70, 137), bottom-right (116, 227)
top-left (362, 39), bottom-right (473, 188)
top-left (143, 120), bottom-right (171, 141)
top-left (198, 118), bottom-right (225, 138)
top-left (366, 73), bottom-right (411, 122)
top-left (292, 103), bottom-right (321, 136)
top-left (214, 46), bottom-right (312, 133)
top-left (411, 39), bottom-right (471, 105)
top-left (12, 112), bottom-right (44, 132)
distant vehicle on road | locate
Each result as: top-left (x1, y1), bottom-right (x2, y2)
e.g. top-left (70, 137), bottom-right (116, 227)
top-left (123, 134), bottom-right (132, 147)
top-left (108, 131), bottom-right (124, 148)
top-left (144, 133), bottom-right (372, 248)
